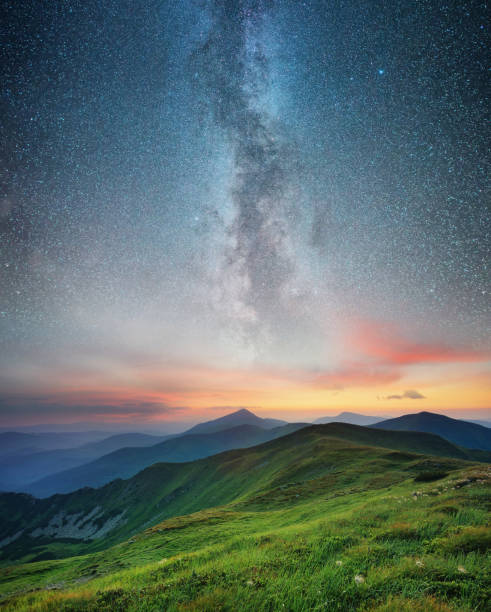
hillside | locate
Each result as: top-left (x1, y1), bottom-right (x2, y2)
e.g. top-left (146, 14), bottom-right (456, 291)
top-left (0, 424), bottom-right (489, 612)
top-left (185, 408), bottom-right (286, 434)
top-left (373, 412), bottom-right (491, 450)
top-left (23, 423), bottom-right (307, 498)
top-left (0, 422), bottom-right (486, 566)
top-left (314, 412), bottom-right (384, 426)
top-left (0, 433), bottom-right (169, 492)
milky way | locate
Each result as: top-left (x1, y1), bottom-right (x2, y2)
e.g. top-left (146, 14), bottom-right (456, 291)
top-left (193, 1), bottom-right (300, 349)
top-left (0, 0), bottom-right (489, 424)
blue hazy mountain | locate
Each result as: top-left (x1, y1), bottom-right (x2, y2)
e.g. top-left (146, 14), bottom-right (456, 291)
top-left (23, 422), bottom-right (307, 498)
top-left (0, 433), bottom-right (169, 491)
top-left (314, 412), bottom-right (385, 426)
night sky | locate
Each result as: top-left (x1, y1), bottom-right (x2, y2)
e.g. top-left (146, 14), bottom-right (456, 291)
top-left (1, 0), bottom-right (489, 427)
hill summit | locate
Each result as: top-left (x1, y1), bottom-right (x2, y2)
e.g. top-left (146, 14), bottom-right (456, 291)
top-left (373, 411), bottom-right (491, 450)
top-left (314, 411), bottom-right (384, 426)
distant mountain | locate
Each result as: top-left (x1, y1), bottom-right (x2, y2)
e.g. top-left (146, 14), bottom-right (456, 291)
top-left (314, 412), bottom-right (385, 426)
top-left (0, 433), bottom-right (169, 492)
top-left (2, 409), bottom-right (289, 495)
top-left (467, 419), bottom-right (491, 428)
top-left (1, 421), bottom-right (486, 565)
top-left (70, 432), bottom-right (172, 455)
top-left (184, 408), bottom-right (287, 435)
top-left (0, 431), bottom-right (112, 458)
top-left (372, 412), bottom-right (491, 450)
top-left (23, 423), bottom-right (307, 498)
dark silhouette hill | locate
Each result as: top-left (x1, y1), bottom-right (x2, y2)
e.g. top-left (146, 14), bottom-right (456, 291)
top-left (372, 411), bottom-right (491, 450)
top-left (314, 411), bottom-right (384, 426)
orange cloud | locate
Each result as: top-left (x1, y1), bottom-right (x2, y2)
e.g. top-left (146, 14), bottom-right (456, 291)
top-left (351, 321), bottom-right (489, 366)
top-left (313, 361), bottom-right (401, 389)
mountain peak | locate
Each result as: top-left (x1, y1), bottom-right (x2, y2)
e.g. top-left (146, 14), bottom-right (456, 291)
top-left (185, 408), bottom-right (286, 436)
top-left (231, 408), bottom-right (257, 417)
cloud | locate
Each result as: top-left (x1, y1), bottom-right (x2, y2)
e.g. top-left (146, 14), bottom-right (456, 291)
top-left (0, 394), bottom-right (186, 425)
top-left (402, 389), bottom-right (426, 399)
top-left (352, 321), bottom-right (489, 366)
top-left (313, 362), bottom-right (401, 390)
top-left (386, 389), bottom-right (426, 400)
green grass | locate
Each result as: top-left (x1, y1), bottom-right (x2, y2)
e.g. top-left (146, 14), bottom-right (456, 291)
top-left (0, 426), bottom-right (489, 611)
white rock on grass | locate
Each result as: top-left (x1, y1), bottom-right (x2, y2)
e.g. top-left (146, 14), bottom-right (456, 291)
top-left (30, 507), bottom-right (127, 540)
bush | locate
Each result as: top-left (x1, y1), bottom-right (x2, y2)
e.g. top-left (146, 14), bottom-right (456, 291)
top-left (414, 472), bottom-right (448, 482)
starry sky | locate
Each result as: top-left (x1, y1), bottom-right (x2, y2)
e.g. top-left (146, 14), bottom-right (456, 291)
top-left (1, 0), bottom-right (489, 428)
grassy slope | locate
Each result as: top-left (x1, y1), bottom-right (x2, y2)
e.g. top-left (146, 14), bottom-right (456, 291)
top-left (0, 457), bottom-right (489, 609)
top-left (0, 425), bottom-right (489, 610)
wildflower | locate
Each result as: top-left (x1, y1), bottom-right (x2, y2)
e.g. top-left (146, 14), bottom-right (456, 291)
top-left (354, 574), bottom-right (365, 584)
top-left (335, 560), bottom-right (343, 566)
top-left (457, 566), bottom-right (467, 574)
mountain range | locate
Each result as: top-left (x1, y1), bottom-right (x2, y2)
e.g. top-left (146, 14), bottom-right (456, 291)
top-left (1, 420), bottom-right (486, 565)
top-left (23, 422), bottom-right (307, 498)
top-left (0, 430), bottom-right (114, 458)
top-left (0, 409), bottom-right (284, 492)
top-left (1, 409), bottom-right (490, 496)
top-left (0, 433), bottom-right (169, 492)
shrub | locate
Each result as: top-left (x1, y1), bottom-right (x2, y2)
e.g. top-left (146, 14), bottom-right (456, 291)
top-left (414, 472), bottom-right (448, 482)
